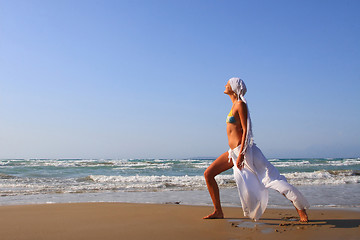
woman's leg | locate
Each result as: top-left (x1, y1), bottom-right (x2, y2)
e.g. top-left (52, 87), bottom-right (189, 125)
top-left (252, 146), bottom-right (309, 222)
top-left (203, 151), bottom-right (233, 219)
top-left (296, 208), bottom-right (309, 222)
top-left (269, 181), bottom-right (309, 222)
top-left (281, 193), bottom-right (308, 222)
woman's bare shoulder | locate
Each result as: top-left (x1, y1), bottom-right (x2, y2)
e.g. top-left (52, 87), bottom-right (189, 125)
top-left (233, 100), bottom-right (247, 111)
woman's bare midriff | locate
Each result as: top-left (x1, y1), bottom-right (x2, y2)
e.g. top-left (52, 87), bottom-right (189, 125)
top-left (227, 123), bottom-right (243, 149)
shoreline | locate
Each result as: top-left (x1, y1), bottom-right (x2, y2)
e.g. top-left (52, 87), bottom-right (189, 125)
top-left (1, 185), bottom-right (359, 209)
top-left (1, 200), bottom-right (360, 212)
top-left (0, 202), bottom-right (359, 240)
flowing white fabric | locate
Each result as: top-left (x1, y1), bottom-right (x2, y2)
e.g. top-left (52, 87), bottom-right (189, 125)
top-left (228, 145), bottom-right (268, 221)
top-left (227, 77), bottom-right (310, 221)
top-left (228, 144), bottom-right (310, 221)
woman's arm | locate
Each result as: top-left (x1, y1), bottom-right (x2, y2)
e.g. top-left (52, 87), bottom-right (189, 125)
top-left (235, 101), bottom-right (248, 169)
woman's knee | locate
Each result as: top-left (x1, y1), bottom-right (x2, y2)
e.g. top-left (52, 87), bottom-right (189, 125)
top-left (204, 152), bottom-right (231, 181)
top-left (204, 168), bottom-right (215, 181)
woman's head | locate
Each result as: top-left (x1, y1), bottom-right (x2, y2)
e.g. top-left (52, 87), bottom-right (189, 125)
top-left (226, 77), bottom-right (247, 101)
top-left (224, 81), bottom-right (235, 95)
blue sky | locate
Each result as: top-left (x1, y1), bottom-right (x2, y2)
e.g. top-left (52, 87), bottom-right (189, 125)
top-left (0, 0), bottom-right (359, 159)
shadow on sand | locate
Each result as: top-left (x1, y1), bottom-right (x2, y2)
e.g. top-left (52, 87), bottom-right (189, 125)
top-left (311, 219), bottom-right (360, 229)
top-left (227, 217), bottom-right (360, 229)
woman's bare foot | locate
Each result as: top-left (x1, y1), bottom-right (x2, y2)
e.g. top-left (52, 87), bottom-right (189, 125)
top-left (296, 208), bottom-right (308, 222)
top-left (203, 211), bottom-right (224, 219)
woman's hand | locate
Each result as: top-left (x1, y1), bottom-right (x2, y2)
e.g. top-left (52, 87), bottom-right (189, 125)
top-left (236, 154), bottom-right (244, 169)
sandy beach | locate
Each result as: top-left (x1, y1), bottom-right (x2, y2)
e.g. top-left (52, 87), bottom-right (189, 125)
top-left (0, 203), bottom-right (359, 240)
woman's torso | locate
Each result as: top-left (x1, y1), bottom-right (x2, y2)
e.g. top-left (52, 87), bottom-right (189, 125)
top-left (226, 103), bottom-right (243, 149)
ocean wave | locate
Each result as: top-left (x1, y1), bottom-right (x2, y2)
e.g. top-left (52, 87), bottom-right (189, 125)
top-left (0, 173), bottom-right (16, 179)
top-left (77, 174), bottom-right (236, 190)
top-left (0, 174), bottom-right (235, 196)
top-left (2, 169), bottom-right (358, 198)
top-left (0, 159), bottom-right (212, 169)
top-left (325, 159), bottom-right (360, 166)
top-left (272, 160), bottom-right (312, 167)
top-left (272, 158), bottom-right (360, 168)
top-left (0, 157), bottom-right (359, 197)
top-left (1, 158), bottom-right (358, 170)
top-left (283, 170), bottom-right (360, 185)
top-left (268, 158), bottom-right (280, 162)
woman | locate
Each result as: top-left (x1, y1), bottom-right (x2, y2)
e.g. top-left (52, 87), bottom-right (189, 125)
top-left (203, 77), bottom-right (309, 222)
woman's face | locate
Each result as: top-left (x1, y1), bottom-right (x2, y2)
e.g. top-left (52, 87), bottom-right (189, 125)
top-left (224, 81), bottom-right (234, 95)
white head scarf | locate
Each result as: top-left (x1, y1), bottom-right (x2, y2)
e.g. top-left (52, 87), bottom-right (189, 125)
top-left (228, 77), bottom-right (253, 154)
top-left (229, 77), bottom-right (247, 103)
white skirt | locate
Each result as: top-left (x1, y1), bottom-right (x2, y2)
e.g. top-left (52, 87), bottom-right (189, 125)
top-left (228, 144), bottom-right (310, 221)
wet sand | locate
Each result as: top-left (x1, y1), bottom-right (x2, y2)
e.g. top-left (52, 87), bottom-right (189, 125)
top-left (0, 203), bottom-right (359, 240)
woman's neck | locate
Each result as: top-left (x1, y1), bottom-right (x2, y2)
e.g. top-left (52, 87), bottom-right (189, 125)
top-left (229, 95), bottom-right (238, 103)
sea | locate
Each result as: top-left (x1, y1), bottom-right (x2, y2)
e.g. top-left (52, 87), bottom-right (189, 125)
top-left (0, 157), bottom-right (359, 209)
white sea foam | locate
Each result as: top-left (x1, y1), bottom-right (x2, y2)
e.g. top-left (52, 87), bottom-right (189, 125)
top-left (83, 174), bottom-right (235, 190)
top-left (283, 170), bottom-right (360, 185)
top-left (272, 160), bottom-right (312, 167)
top-left (2, 169), bottom-right (358, 198)
top-left (0, 159), bottom-right (213, 169)
top-left (0, 158), bottom-right (359, 199)
top-left (0, 174), bottom-right (236, 196)
top-left (325, 159), bottom-right (360, 166)
top-left (1, 158), bottom-right (358, 169)
top-left (272, 158), bottom-right (360, 168)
